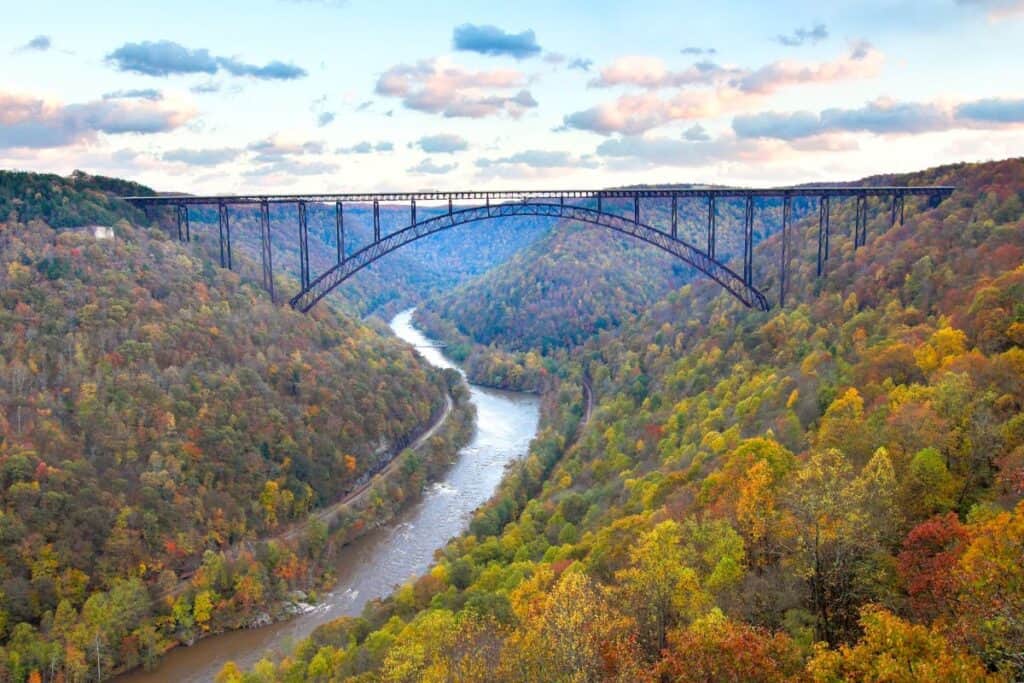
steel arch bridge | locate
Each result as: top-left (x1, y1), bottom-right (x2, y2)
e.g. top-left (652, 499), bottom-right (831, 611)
top-left (124, 185), bottom-right (954, 313)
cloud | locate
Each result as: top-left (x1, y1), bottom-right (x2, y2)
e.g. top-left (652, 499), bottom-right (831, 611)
top-left (375, 58), bottom-right (537, 118)
top-left (106, 41), bottom-right (218, 76)
top-left (563, 44), bottom-right (883, 135)
top-left (217, 57), bottom-right (306, 80)
top-left (568, 57), bottom-right (593, 71)
top-left (248, 137), bottom-right (325, 162)
top-left (15, 35), bottom-right (51, 53)
top-left (337, 140), bottom-right (392, 153)
top-left (595, 134), bottom-right (783, 168)
top-left (409, 158), bottom-right (457, 174)
top-left (163, 147), bottom-right (242, 165)
top-left (243, 159), bottom-right (338, 178)
top-left (106, 40), bottom-right (306, 80)
top-left (733, 110), bottom-right (824, 139)
top-left (355, 100), bottom-right (373, 111)
top-left (955, 97), bottom-right (1024, 123)
top-left (956, 0), bottom-right (1024, 19)
top-left (476, 149), bottom-right (598, 168)
top-left (474, 149), bottom-right (600, 178)
top-left (733, 96), bottom-right (1024, 140)
top-left (102, 88), bottom-right (163, 102)
top-left (681, 46), bottom-right (716, 56)
top-left (0, 92), bottom-right (193, 149)
top-left (415, 133), bottom-right (469, 153)
top-left (317, 111), bottom-right (336, 127)
top-left (190, 81), bottom-right (221, 94)
top-left (241, 135), bottom-right (337, 179)
top-left (776, 23), bottom-right (828, 47)
top-left (735, 41), bottom-right (881, 93)
top-left (683, 123), bottom-right (711, 141)
top-left (589, 56), bottom-right (739, 89)
top-left (452, 23), bottom-right (541, 59)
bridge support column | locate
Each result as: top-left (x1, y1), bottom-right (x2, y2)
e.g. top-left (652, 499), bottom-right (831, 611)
top-left (448, 197), bottom-right (453, 215)
top-left (854, 193), bottom-right (867, 248)
top-left (260, 200), bottom-right (275, 303)
top-left (176, 204), bottom-right (188, 241)
top-left (298, 201), bottom-right (310, 290)
top-left (707, 194), bottom-right (716, 259)
top-left (890, 192), bottom-right (905, 227)
top-left (779, 194), bottom-right (791, 308)
top-left (597, 192), bottom-right (602, 214)
top-left (817, 195), bottom-right (831, 277)
top-left (634, 195), bottom-right (640, 224)
top-left (671, 194), bottom-right (678, 238)
top-left (743, 195), bottom-right (754, 287)
top-left (411, 198), bottom-right (416, 227)
top-left (373, 200), bottom-right (380, 242)
top-left (218, 202), bottom-right (232, 269)
top-left (335, 201), bottom-right (344, 264)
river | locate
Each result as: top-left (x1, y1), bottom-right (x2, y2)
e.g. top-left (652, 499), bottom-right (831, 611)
top-left (118, 309), bottom-right (541, 681)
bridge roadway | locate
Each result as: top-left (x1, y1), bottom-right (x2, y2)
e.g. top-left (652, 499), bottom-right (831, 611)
top-left (124, 185), bottom-right (955, 312)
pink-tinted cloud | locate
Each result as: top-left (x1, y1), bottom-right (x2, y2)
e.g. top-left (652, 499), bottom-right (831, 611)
top-left (957, 0), bottom-right (1024, 20)
top-left (375, 58), bottom-right (538, 118)
top-left (0, 92), bottom-right (194, 148)
top-left (589, 56), bottom-right (738, 89)
top-left (736, 41), bottom-right (882, 93)
top-left (563, 88), bottom-right (750, 136)
top-left (564, 44), bottom-right (883, 135)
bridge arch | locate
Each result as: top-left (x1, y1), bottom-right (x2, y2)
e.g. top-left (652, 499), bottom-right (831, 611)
top-left (289, 201), bottom-right (770, 313)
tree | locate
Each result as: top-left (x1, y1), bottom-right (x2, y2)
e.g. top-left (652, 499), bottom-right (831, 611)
top-left (806, 605), bottom-right (993, 682)
top-left (953, 501), bottom-right (1024, 676)
top-left (788, 449), bottom-right (899, 644)
top-left (503, 569), bottom-right (639, 681)
top-left (655, 609), bottom-right (802, 683)
top-left (897, 513), bottom-right (968, 621)
top-left (816, 389), bottom-right (874, 465)
top-left (614, 520), bottom-right (707, 658)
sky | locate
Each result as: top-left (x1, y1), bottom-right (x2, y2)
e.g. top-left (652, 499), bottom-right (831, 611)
top-left (2, 0), bottom-right (1024, 193)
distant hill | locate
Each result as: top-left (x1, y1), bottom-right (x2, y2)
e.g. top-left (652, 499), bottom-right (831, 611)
top-left (417, 191), bottom-right (820, 353)
top-left (0, 169), bottom-right (152, 228)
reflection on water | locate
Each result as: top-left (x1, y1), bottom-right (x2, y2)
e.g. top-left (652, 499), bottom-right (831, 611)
top-left (118, 309), bottom-right (540, 682)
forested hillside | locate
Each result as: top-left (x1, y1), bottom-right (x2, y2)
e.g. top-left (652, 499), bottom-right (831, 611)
top-left (0, 171), bottom-right (455, 679)
top-left (239, 158), bottom-right (1024, 681)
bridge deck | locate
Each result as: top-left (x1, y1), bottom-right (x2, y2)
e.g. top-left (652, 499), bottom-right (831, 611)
top-left (123, 185), bottom-right (955, 205)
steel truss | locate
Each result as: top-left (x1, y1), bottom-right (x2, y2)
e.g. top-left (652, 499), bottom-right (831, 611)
top-left (125, 184), bottom-right (954, 314)
top-left (289, 202), bottom-right (770, 313)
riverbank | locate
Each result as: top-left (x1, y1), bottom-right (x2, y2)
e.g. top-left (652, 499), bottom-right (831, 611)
top-left (116, 310), bottom-right (541, 682)
top-left (412, 307), bottom-right (550, 392)
top-left (152, 385), bottom-right (457, 606)
top-left (116, 382), bottom-right (473, 681)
